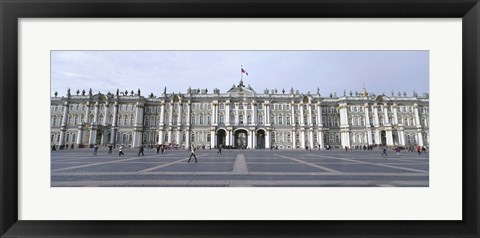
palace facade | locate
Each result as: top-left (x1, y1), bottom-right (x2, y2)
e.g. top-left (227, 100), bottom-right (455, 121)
top-left (50, 80), bottom-right (429, 149)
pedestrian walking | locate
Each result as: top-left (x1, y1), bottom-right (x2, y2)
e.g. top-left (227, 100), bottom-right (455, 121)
top-left (93, 144), bottom-right (99, 156)
top-left (422, 146), bottom-right (426, 153)
top-left (395, 147), bottom-right (401, 156)
top-left (156, 144), bottom-right (160, 154)
top-left (218, 144), bottom-right (222, 154)
top-left (187, 145), bottom-right (197, 163)
top-left (108, 145), bottom-right (113, 154)
top-left (119, 145), bottom-right (124, 156)
top-left (137, 145), bottom-right (144, 156)
top-left (381, 147), bottom-right (388, 157)
top-left (417, 145), bottom-right (422, 155)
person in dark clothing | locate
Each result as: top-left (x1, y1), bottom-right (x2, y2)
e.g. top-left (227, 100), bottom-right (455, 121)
top-left (93, 144), bottom-right (98, 156)
top-left (108, 145), bottom-right (113, 154)
top-left (381, 147), bottom-right (388, 157)
top-left (187, 145), bottom-right (197, 163)
top-left (218, 144), bottom-right (222, 154)
top-left (137, 145), bottom-right (144, 156)
top-left (156, 144), bottom-right (160, 154)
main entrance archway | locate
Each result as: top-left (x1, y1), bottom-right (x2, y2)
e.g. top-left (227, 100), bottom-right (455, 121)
top-left (234, 129), bottom-right (248, 149)
top-left (217, 129), bottom-right (226, 147)
top-left (380, 130), bottom-right (386, 145)
top-left (256, 129), bottom-right (266, 149)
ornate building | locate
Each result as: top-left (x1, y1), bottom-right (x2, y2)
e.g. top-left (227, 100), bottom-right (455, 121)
top-left (50, 80), bottom-right (429, 149)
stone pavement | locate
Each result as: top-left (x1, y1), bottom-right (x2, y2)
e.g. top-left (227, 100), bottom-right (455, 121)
top-left (51, 147), bottom-right (429, 187)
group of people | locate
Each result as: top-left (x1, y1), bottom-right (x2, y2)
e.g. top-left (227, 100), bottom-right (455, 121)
top-left (381, 145), bottom-right (428, 157)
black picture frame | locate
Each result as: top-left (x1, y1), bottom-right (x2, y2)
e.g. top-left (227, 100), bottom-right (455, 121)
top-left (1, 0), bottom-right (479, 237)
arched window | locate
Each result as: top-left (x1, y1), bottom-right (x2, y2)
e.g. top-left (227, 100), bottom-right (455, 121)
top-left (247, 115), bottom-right (251, 124)
top-left (66, 134), bottom-right (70, 142)
top-left (192, 115), bottom-right (196, 125)
top-left (128, 134), bottom-right (132, 142)
top-left (122, 134), bottom-right (127, 142)
top-left (239, 115), bottom-right (244, 124)
top-left (219, 115), bottom-right (224, 124)
top-left (130, 115), bottom-right (134, 125)
top-left (258, 115), bottom-right (263, 125)
top-left (207, 116), bottom-right (211, 125)
top-left (191, 134), bottom-right (195, 142)
top-left (207, 134), bottom-right (211, 142)
top-left (199, 114), bottom-right (204, 124)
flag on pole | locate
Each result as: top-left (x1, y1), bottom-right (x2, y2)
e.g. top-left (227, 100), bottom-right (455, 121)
top-left (241, 68), bottom-right (249, 76)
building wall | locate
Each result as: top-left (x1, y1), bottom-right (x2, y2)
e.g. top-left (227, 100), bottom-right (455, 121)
top-left (50, 87), bottom-right (429, 149)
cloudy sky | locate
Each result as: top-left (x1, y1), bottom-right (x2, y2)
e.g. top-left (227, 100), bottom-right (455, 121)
top-left (51, 51), bottom-right (429, 97)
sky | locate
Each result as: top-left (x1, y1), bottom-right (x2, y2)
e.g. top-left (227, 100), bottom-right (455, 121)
top-left (51, 51), bottom-right (429, 97)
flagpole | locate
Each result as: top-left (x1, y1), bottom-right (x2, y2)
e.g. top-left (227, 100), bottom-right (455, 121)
top-left (241, 65), bottom-right (243, 82)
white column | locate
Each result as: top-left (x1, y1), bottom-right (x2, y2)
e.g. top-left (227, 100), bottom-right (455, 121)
top-left (399, 129), bottom-right (405, 146)
top-left (88, 129), bottom-right (97, 146)
top-left (264, 103), bottom-right (268, 125)
top-left (185, 130), bottom-right (190, 147)
top-left (252, 102), bottom-right (257, 125)
top-left (176, 130), bottom-right (181, 144)
top-left (414, 104), bottom-right (424, 146)
top-left (292, 130), bottom-right (297, 148)
top-left (318, 131), bottom-right (324, 149)
top-left (300, 130), bottom-right (305, 148)
top-left (186, 101), bottom-right (191, 125)
top-left (225, 130), bottom-right (230, 146)
top-left (167, 130), bottom-right (172, 143)
top-left (309, 130), bottom-right (314, 149)
top-left (393, 103), bottom-right (399, 125)
top-left (159, 102), bottom-right (165, 125)
top-left (211, 102), bottom-right (216, 124)
top-left (291, 103), bottom-right (295, 125)
top-left (168, 102), bottom-right (173, 125)
top-left (383, 104), bottom-right (390, 125)
top-left (364, 103), bottom-right (373, 145)
top-left (211, 130), bottom-right (216, 148)
top-left (110, 103), bottom-right (118, 144)
top-left (386, 129), bottom-right (393, 146)
top-left (308, 104), bottom-right (312, 125)
top-left (235, 103), bottom-right (239, 125)
top-left (414, 104), bottom-right (421, 126)
top-left (253, 130), bottom-right (257, 149)
top-left (93, 102), bottom-right (100, 125)
top-left (103, 102), bottom-right (109, 125)
top-left (59, 103), bottom-right (69, 146)
top-left (177, 101), bottom-right (182, 125)
top-left (76, 127), bottom-right (83, 145)
top-left (265, 130), bottom-right (271, 149)
top-left (225, 101), bottom-right (231, 125)
top-left (158, 130), bottom-right (164, 145)
top-left (373, 104), bottom-right (379, 126)
top-left (134, 102), bottom-right (144, 126)
top-left (374, 130), bottom-right (380, 145)
top-left (84, 102), bottom-right (91, 124)
top-left (247, 130), bottom-right (252, 149)
top-left (243, 102), bottom-right (247, 125)
top-left (317, 103), bottom-right (322, 126)
top-left (300, 104), bottom-right (305, 126)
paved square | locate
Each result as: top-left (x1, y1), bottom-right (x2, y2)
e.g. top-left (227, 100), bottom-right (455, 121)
top-left (51, 148), bottom-right (429, 187)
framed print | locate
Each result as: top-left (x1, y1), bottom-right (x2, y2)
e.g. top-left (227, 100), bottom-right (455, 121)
top-left (1, 0), bottom-right (479, 237)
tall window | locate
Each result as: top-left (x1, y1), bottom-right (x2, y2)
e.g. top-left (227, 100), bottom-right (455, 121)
top-left (258, 115), bottom-right (263, 125)
top-left (220, 115), bottom-right (224, 124)
top-left (286, 117), bottom-right (291, 125)
top-left (199, 114), bottom-right (204, 124)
